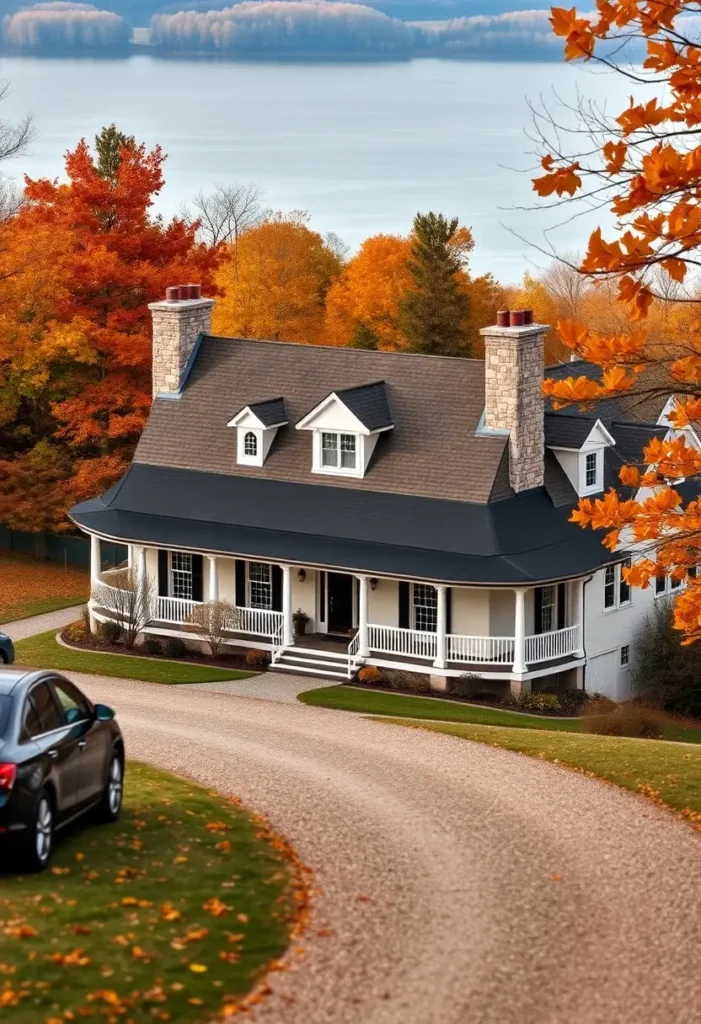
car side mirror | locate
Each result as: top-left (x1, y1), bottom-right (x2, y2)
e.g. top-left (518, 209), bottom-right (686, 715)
top-left (94, 704), bottom-right (115, 722)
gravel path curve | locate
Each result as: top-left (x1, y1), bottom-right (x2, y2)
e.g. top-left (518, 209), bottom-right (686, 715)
top-left (2, 605), bottom-right (82, 640)
top-left (58, 669), bottom-right (701, 1024)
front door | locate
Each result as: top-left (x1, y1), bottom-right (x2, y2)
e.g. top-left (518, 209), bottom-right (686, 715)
top-left (327, 573), bottom-right (354, 635)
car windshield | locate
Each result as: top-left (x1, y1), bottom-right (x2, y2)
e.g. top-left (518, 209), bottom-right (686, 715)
top-left (0, 695), bottom-right (11, 737)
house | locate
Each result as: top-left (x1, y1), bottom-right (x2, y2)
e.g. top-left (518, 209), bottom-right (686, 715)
top-left (69, 287), bottom-right (679, 698)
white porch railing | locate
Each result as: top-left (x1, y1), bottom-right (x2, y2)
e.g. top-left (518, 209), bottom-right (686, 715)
top-left (347, 632), bottom-right (361, 678)
top-left (94, 582), bottom-right (127, 616)
top-left (368, 624), bottom-right (437, 660)
top-left (447, 634), bottom-right (515, 664)
top-left (156, 595), bottom-right (202, 625)
top-left (525, 625), bottom-right (580, 664)
top-left (232, 607), bottom-right (283, 638)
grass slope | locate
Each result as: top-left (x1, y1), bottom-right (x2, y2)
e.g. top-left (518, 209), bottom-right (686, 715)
top-left (14, 630), bottom-right (255, 684)
top-left (0, 762), bottom-right (300, 1020)
top-left (300, 685), bottom-right (701, 743)
top-left (0, 553), bottom-right (88, 624)
top-left (389, 719), bottom-right (701, 820)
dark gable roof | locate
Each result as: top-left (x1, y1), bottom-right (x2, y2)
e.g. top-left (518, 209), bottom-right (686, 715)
top-left (544, 414), bottom-right (597, 450)
top-left (546, 359), bottom-right (671, 424)
top-left (331, 381), bottom-right (393, 431)
top-left (70, 463), bottom-right (616, 586)
top-left (236, 397), bottom-right (287, 427)
top-left (135, 336), bottom-right (507, 504)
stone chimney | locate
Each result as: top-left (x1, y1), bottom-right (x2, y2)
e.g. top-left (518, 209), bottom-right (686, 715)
top-left (480, 309), bottom-right (547, 493)
top-left (148, 284), bottom-right (215, 397)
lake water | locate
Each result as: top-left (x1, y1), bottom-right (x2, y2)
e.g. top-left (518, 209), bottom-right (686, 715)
top-left (0, 55), bottom-right (636, 281)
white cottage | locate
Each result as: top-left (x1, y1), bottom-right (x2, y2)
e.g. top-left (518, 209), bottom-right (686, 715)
top-left (69, 286), bottom-right (678, 699)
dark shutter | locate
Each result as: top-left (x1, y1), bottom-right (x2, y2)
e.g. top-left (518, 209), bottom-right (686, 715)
top-left (319, 572), bottom-right (326, 624)
top-left (534, 587), bottom-right (543, 635)
top-left (191, 554), bottom-right (203, 602)
top-left (271, 565), bottom-right (282, 612)
top-left (158, 550), bottom-right (168, 597)
top-left (235, 560), bottom-right (246, 607)
top-left (398, 581), bottom-right (410, 629)
top-left (445, 587), bottom-right (452, 636)
top-left (557, 583), bottom-right (566, 630)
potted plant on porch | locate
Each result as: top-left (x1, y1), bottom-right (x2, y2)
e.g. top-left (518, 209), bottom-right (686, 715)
top-left (292, 608), bottom-right (311, 636)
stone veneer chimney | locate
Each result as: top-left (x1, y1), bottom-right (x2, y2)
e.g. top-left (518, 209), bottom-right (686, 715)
top-left (148, 284), bottom-right (216, 397)
top-left (480, 309), bottom-right (547, 494)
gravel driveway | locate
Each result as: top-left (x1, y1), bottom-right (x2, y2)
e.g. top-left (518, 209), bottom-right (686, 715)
top-left (58, 669), bottom-right (701, 1024)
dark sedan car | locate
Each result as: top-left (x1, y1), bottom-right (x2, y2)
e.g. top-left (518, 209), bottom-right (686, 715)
top-left (0, 669), bottom-right (124, 872)
top-left (0, 631), bottom-right (14, 664)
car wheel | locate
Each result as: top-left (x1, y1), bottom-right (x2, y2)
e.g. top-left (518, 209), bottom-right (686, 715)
top-left (22, 790), bottom-right (54, 873)
top-left (97, 753), bottom-right (123, 823)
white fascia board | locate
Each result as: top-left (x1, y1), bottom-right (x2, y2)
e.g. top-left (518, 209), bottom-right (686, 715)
top-left (227, 406), bottom-right (267, 429)
top-left (295, 392), bottom-right (372, 434)
top-left (583, 419), bottom-right (616, 449)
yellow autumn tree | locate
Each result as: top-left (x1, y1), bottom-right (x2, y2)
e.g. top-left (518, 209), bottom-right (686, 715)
top-left (214, 212), bottom-right (342, 344)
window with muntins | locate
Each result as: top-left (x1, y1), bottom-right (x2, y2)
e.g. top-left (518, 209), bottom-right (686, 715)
top-left (619, 557), bottom-right (631, 605)
top-left (249, 562), bottom-right (272, 609)
top-left (321, 432), bottom-right (356, 471)
top-left (413, 584), bottom-right (437, 632)
top-left (540, 585), bottom-right (556, 632)
top-left (171, 552), bottom-right (193, 600)
top-left (604, 565), bottom-right (616, 609)
top-left (244, 431), bottom-right (257, 457)
top-left (620, 644), bottom-right (630, 666)
top-left (604, 561), bottom-right (631, 610)
top-left (585, 451), bottom-right (598, 488)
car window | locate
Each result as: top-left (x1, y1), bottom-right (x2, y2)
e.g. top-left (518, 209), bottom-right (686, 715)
top-left (0, 695), bottom-right (11, 737)
top-left (28, 682), bottom-right (62, 735)
top-left (52, 679), bottom-right (91, 726)
top-left (21, 698), bottom-right (43, 741)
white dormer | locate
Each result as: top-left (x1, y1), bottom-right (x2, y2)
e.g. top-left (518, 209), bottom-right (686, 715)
top-left (657, 395), bottom-right (701, 450)
top-left (227, 398), bottom-right (287, 468)
top-left (546, 417), bottom-right (615, 496)
top-left (296, 382), bottom-right (393, 479)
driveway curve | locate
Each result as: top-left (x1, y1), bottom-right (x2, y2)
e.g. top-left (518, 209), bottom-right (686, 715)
top-left (57, 670), bottom-right (701, 1024)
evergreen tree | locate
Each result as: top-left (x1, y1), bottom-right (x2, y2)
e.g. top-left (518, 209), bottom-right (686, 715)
top-left (350, 321), bottom-right (379, 350)
top-left (94, 124), bottom-right (135, 182)
top-left (399, 212), bottom-right (471, 357)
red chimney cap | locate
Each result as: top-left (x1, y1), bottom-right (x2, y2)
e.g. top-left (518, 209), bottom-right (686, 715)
top-left (164, 284), bottom-right (204, 301)
top-left (522, 309), bottom-right (533, 325)
top-left (165, 286), bottom-right (180, 302)
top-left (509, 310), bottom-right (525, 327)
top-left (496, 309), bottom-right (510, 327)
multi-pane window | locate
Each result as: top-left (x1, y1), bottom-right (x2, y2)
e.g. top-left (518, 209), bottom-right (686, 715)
top-left (670, 574), bottom-right (682, 591)
top-left (249, 562), bottom-right (272, 609)
top-left (244, 432), bottom-right (257, 457)
top-left (620, 644), bottom-right (630, 667)
top-left (540, 585), bottom-right (556, 632)
top-left (413, 584), bottom-right (437, 632)
top-left (619, 557), bottom-right (631, 605)
top-left (604, 565), bottom-right (616, 609)
top-left (321, 432), bottom-right (356, 471)
top-left (585, 451), bottom-right (598, 489)
top-left (171, 552), bottom-right (193, 600)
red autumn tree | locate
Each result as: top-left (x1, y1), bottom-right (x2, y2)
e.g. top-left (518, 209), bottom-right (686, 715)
top-left (532, 3), bottom-right (701, 640)
top-left (0, 127), bottom-right (220, 532)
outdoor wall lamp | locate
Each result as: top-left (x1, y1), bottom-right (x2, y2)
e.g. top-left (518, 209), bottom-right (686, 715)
top-left (370, 578), bottom-right (378, 591)
top-left (298, 569), bottom-right (306, 583)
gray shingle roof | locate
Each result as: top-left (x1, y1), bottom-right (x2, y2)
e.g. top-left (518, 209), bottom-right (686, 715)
top-left (236, 397), bottom-right (287, 427)
top-left (331, 381), bottom-right (393, 431)
top-left (544, 414), bottom-right (597, 450)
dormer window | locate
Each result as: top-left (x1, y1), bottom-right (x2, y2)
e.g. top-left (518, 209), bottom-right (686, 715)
top-left (585, 451), bottom-right (598, 489)
top-left (227, 398), bottom-right (287, 469)
top-left (545, 415), bottom-right (613, 497)
top-left (296, 381), bottom-right (393, 479)
top-left (581, 449), bottom-right (603, 494)
top-left (322, 432), bottom-right (357, 471)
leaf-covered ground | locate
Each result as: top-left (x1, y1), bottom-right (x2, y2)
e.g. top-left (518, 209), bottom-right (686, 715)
top-left (0, 554), bottom-right (89, 624)
top-left (14, 630), bottom-right (255, 684)
top-left (387, 719), bottom-right (701, 826)
top-left (0, 763), bottom-right (307, 1021)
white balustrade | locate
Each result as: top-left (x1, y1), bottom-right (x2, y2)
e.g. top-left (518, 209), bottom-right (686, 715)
top-left (93, 581), bottom-right (127, 615)
top-left (525, 625), bottom-right (580, 664)
top-left (233, 607), bottom-right (283, 638)
top-left (156, 595), bottom-right (201, 624)
top-left (447, 634), bottom-right (515, 664)
top-left (368, 624), bottom-right (437, 660)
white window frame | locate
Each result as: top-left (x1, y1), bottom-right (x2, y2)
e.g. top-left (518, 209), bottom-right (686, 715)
top-left (540, 584), bottom-right (557, 633)
top-left (655, 571), bottom-right (685, 598)
top-left (316, 430), bottom-right (359, 476)
top-left (248, 562), bottom-right (273, 610)
top-left (237, 426), bottom-right (264, 467)
top-left (170, 551), bottom-right (193, 601)
top-left (603, 561), bottom-right (632, 612)
top-left (620, 644), bottom-right (630, 668)
top-left (412, 583), bottom-right (438, 633)
top-left (581, 448), bottom-right (603, 495)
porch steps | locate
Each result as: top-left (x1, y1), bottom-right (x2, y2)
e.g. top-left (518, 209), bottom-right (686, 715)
top-left (272, 646), bottom-right (350, 680)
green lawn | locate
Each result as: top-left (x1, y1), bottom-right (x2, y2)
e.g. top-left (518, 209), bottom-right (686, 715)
top-left (387, 719), bottom-right (701, 820)
top-left (14, 629), bottom-right (256, 685)
top-left (300, 685), bottom-right (701, 743)
top-left (0, 762), bottom-right (300, 1021)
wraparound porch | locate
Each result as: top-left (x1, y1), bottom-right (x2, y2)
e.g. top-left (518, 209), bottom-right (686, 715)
top-left (88, 537), bottom-right (587, 684)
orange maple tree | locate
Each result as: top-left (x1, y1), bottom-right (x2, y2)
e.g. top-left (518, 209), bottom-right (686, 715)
top-left (533, 1), bottom-right (701, 639)
top-left (0, 131), bottom-right (219, 532)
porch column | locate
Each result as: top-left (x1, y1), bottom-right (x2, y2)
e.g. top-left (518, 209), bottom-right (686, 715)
top-left (357, 575), bottom-right (369, 657)
top-left (512, 587), bottom-right (527, 676)
top-left (433, 584), bottom-right (447, 669)
top-left (573, 577), bottom-right (585, 657)
top-left (281, 564), bottom-right (293, 646)
top-left (208, 555), bottom-right (219, 602)
top-left (90, 534), bottom-right (101, 584)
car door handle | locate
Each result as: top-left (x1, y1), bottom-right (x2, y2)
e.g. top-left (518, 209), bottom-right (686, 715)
top-left (78, 740), bottom-right (87, 749)
top-left (47, 749), bottom-right (59, 759)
